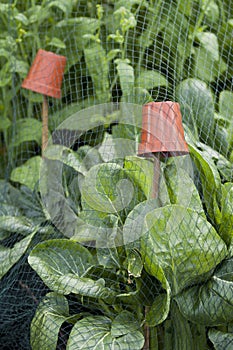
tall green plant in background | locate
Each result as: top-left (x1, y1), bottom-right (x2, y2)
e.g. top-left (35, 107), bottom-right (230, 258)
top-left (0, 0), bottom-right (233, 349)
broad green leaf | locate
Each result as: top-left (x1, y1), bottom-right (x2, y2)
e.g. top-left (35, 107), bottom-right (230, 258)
top-left (123, 199), bottom-right (160, 246)
top-left (47, 0), bottom-right (73, 15)
top-left (10, 156), bottom-right (42, 190)
top-left (202, 0), bottom-right (219, 25)
top-left (7, 184), bottom-right (45, 221)
top-left (196, 32), bottom-right (219, 61)
top-left (212, 123), bottom-right (230, 158)
top-left (164, 160), bottom-right (204, 215)
top-left (31, 292), bottom-right (70, 350)
top-left (14, 13), bottom-right (29, 25)
top-left (95, 216), bottom-right (120, 261)
top-left (111, 124), bottom-right (140, 157)
top-left (208, 329), bottom-right (233, 350)
top-left (124, 156), bottom-right (153, 198)
top-left (0, 216), bottom-right (35, 236)
top-left (196, 141), bottom-right (232, 180)
top-left (135, 69), bottom-right (168, 90)
top-left (146, 278), bottom-right (171, 327)
top-left (175, 258), bottom-right (233, 325)
top-left (67, 315), bottom-right (144, 350)
top-left (214, 257), bottom-right (233, 282)
top-left (112, 123), bottom-right (140, 142)
top-left (0, 203), bottom-right (20, 217)
top-left (72, 200), bottom-right (113, 244)
top-left (98, 132), bottom-right (118, 162)
top-left (193, 46), bottom-right (227, 83)
top-left (96, 246), bottom-right (120, 268)
top-left (43, 145), bottom-right (86, 175)
top-left (28, 239), bottom-right (115, 299)
top-left (219, 90), bottom-right (233, 122)
top-left (27, 5), bottom-right (50, 24)
top-left (176, 78), bottom-right (215, 144)
top-left (107, 49), bottom-right (121, 62)
top-left (77, 145), bottom-right (103, 170)
top-left (111, 310), bottom-right (142, 337)
top-left (219, 183), bottom-right (233, 246)
top-left (84, 264), bottom-right (132, 296)
top-left (46, 37), bottom-right (66, 49)
top-left (189, 144), bottom-right (222, 225)
top-left (116, 59), bottom-right (134, 97)
top-left (0, 232), bottom-right (35, 279)
top-left (81, 162), bottom-right (139, 214)
top-left (141, 205), bottom-right (227, 295)
top-left (84, 43), bottom-right (110, 103)
top-left (9, 118), bottom-right (42, 147)
top-left (0, 180), bottom-right (21, 204)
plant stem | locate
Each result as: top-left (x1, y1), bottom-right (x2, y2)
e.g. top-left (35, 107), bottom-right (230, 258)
top-left (135, 0), bottom-right (163, 77)
top-left (150, 326), bottom-right (158, 350)
top-left (143, 306), bottom-right (150, 350)
top-left (110, 73), bottom-right (119, 92)
top-left (151, 154), bottom-right (161, 199)
top-left (42, 95), bottom-right (49, 153)
top-left (98, 299), bottom-right (113, 318)
top-left (190, 0), bottom-right (212, 42)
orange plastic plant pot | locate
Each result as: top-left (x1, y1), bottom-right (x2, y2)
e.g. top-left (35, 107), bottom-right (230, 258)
top-left (22, 49), bottom-right (66, 98)
top-left (138, 101), bottom-right (189, 157)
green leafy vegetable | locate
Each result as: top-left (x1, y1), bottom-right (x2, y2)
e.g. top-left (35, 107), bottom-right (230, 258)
top-left (81, 162), bottom-right (142, 214)
top-left (141, 205), bottom-right (227, 295)
top-left (176, 258), bottom-right (233, 325)
top-left (208, 329), bottom-right (233, 350)
top-left (0, 232), bottom-right (35, 279)
top-left (84, 43), bottom-right (110, 103)
top-left (176, 79), bottom-right (215, 144)
top-left (10, 156), bottom-right (42, 190)
top-left (28, 239), bottom-right (115, 300)
top-left (30, 292), bottom-right (70, 350)
top-left (67, 314), bottom-right (144, 350)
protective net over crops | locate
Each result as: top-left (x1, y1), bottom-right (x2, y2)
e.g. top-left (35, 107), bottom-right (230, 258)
top-left (0, 1), bottom-right (233, 349)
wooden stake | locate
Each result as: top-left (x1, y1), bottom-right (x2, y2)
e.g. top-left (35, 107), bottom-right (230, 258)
top-left (143, 153), bottom-right (161, 350)
top-left (151, 153), bottom-right (161, 199)
top-left (42, 95), bottom-right (49, 153)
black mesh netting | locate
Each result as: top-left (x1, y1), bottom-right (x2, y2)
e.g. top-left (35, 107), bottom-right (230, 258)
top-left (0, 1), bottom-right (233, 349)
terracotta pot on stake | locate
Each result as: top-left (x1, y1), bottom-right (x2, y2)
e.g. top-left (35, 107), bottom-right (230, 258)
top-left (138, 101), bottom-right (189, 350)
top-left (22, 49), bottom-right (66, 152)
top-left (138, 101), bottom-right (189, 199)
